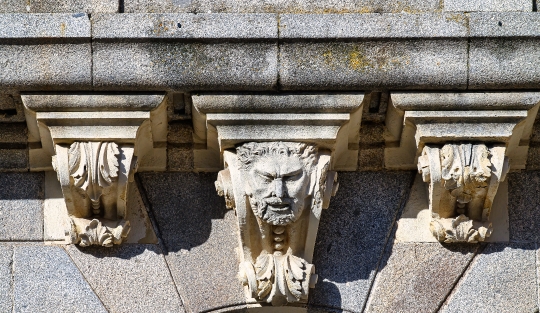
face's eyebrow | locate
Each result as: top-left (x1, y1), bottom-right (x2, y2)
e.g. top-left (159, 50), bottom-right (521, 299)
top-left (254, 168), bottom-right (274, 177)
top-left (282, 168), bottom-right (302, 177)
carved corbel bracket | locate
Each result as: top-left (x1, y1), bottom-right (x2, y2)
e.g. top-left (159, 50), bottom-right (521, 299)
top-left (23, 94), bottom-right (166, 246)
top-left (199, 94), bottom-right (363, 306)
top-left (386, 92), bottom-right (540, 243)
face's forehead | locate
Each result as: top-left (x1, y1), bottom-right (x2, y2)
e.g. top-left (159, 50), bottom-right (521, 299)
top-left (253, 154), bottom-right (304, 175)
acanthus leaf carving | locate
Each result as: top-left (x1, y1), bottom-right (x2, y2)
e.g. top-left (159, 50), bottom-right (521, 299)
top-left (419, 143), bottom-right (506, 243)
top-left (217, 141), bottom-right (335, 306)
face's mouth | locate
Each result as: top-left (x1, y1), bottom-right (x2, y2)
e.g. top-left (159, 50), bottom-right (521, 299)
top-left (263, 197), bottom-right (294, 213)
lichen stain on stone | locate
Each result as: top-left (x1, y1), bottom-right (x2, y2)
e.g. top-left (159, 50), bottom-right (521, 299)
top-left (446, 14), bottom-right (469, 29)
top-left (348, 47), bottom-right (374, 71)
top-left (60, 23), bottom-right (66, 37)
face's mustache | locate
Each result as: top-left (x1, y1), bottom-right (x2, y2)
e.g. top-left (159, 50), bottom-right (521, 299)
top-left (263, 197), bottom-right (294, 206)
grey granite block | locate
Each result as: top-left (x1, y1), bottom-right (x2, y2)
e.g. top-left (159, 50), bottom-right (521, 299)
top-left (92, 13), bottom-right (277, 39)
top-left (279, 40), bottom-right (468, 90)
top-left (0, 149), bottom-right (28, 171)
top-left (124, 0), bottom-right (441, 14)
top-left (65, 244), bottom-right (184, 313)
top-left (365, 243), bottom-right (478, 313)
top-left (508, 171), bottom-right (540, 241)
top-left (0, 123), bottom-right (26, 144)
top-left (13, 245), bottom-right (106, 313)
top-left (0, 43), bottom-right (91, 90)
top-left (138, 172), bottom-right (245, 312)
top-left (308, 172), bottom-right (414, 312)
top-left (0, 245), bottom-right (12, 313)
top-left (440, 243), bottom-right (537, 313)
top-left (0, 173), bottom-right (43, 240)
top-left (358, 148), bottom-right (384, 171)
top-left (469, 38), bottom-right (540, 89)
top-left (279, 13), bottom-right (468, 39)
top-left (0, 13), bottom-right (90, 38)
top-left (168, 146), bottom-right (194, 171)
top-left (470, 13), bottom-right (540, 37)
top-left (168, 122), bottom-right (193, 144)
top-left (0, 0), bottom-right (117, 13)
top-left (444, 0), bottom-right (530, 12)
top-left (93, 42), bottom-right (277, 91)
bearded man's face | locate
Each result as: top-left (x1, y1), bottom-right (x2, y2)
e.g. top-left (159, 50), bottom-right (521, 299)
top-left (246, 153), bottom-right (311, 226)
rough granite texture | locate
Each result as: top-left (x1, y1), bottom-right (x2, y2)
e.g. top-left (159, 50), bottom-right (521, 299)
top-left (65, 244), bottom-right (185, 313)
top-left (279, 40), bottom-right (468, 91)
top-left (92, 42), bottom-right (277, 91)
top-left (0, 173), bottom-right (43, 240)
top-left (469, 13), bottom-right (540, 37)
top-left (0, 245), bottom-right (12, 313)
top-left (308, 171), bottom-right (414, 312)
top-left (440, 243), bottom-right (538, 313)
top-left (365, 243), bottom-right (478, 313)
top-left (123, 0), bottom-right (441, 13)
top-left (0, 0), bottom-right (117, 13)
top-left (139, 172), bottom-right (245, 312)
top-left (279, 13), bottom-right (469, 39)
top-left (469, 39), bottom-right (540, 90)
top-left (444, 0), bottom-right (531, 12)
top-left (0, 123), bottom-right (26, 144)
top-left (0, 13), bottom-right (90, 38)
top-left (0, 149), bottom-right (28, 171)
top-left (508, 171), bottom-right (540, 241)
top-left (13, 245), bottom-right (106, 313)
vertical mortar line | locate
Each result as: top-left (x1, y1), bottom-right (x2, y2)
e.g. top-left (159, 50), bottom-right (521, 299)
top-left (435, 243), bottom-right (487, 313)
top-left (360, 172), bottom-right (417, 313)
top-left (61, 245), bottom-right (110, 312)
top-left (10, 246), bottom-right (14, 313)
top-left (119, 0), bottom-right (124, 13)
top-left (134, 175), bottom-right (191, 312)
top-left (534, 0), bottom-right (538, 12)
top-left (276, 13), bottom-right (281, 91)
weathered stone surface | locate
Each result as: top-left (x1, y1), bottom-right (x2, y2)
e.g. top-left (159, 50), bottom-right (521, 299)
top-left (0, 173), bottom-right (43, 240)
top-left (365, 243), bottom-right (478, 313)
top-left (440, 243), bottom-right (537, 313)
top-left (124, 0), bottom-right (441, 13)
top-left (93, 42), bottom-right (277, 91)
top-left (508, 171), bottom-right (540, 241)
top-left (0, 123), bottom-right (26, 144)
top-left (279, 13), bottom-right (468, 39)
top-left (22, 94), bottom-right (165, 111)
top-left (470, 13), bottom-right (540, 37)
top-left (0, 0), bottom-right (117, 13)
top-left (469, 39), bottom-right (540, 89)
top-left (168, 122), bottom-right (193, 144)
top-left (0, 13), bottom-right (90, 38)
top-left (139, 172), bottom-right (245, 312)
top-left (168, 146), bottom-right (194, 171)
top-left (444, 0), bottom-right (530, 12)
top-left (92, 13), bottom-right (277, 39)
top-left (309, 171), bottom-right (414, 312)
top-left (280, 40), bottom-right (468, 90)
top-left (13, 245), bottom-right (106, 313)
top-left (0, 245), bottom-right (12, 313)
top-left (0, 44), bottom-right (91, 90)
top-left (0, 149), bottom-right (28, 171)
top-left (65, 244), bottom-right (184, 313)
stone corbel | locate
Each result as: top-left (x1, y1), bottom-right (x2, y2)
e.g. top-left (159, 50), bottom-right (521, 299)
top-left (386, 92), bottom-right (540, 243)
top-left (23, 94), bottom-right (167, 247)
top-left (193, 93), bottom-right (364, 306)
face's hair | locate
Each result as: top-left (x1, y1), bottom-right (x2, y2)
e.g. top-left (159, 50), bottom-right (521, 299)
top-left (236, 142), bottom-right (317, 172)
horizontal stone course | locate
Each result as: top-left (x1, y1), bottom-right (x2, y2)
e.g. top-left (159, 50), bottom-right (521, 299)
top-left (470, 13), bottom-right (540, 37)
top-left (92, 13), bottom-right (277, 39)
top-left (0, 0), bottom-right (117, 13)
top-left (0, 13), bottom-right (90, 39)
top-left (444, 0), bottom-right (531, 12)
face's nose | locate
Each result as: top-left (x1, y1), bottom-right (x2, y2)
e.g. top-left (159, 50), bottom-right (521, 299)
top-left (272, 178), bottom-right (284, 198)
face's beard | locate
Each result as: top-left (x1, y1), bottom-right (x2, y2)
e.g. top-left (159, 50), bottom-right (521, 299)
top-left (250, 196), bottom-right (301, 226)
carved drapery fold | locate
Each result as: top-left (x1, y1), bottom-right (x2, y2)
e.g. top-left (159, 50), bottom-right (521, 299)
top-left (216, 141), bottom-right (338, 306)
top-left (418, 143), bottom-right (508, 243)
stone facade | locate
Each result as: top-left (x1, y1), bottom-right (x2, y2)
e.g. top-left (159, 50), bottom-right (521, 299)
top-left (1, 1), bottom-right (540, 312)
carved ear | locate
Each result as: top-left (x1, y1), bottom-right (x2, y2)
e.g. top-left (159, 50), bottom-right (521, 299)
top-left (215, 169), bottom-right (236, 209)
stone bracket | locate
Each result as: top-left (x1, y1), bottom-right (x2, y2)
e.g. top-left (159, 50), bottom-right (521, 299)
top-left (23, 94), bottom-right (165, 246)
top-left (386, 92), bottom-right (540, 243)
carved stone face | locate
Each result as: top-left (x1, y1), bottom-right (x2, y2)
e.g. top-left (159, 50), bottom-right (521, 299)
top-left (247, 153), bottom-right (311, 225)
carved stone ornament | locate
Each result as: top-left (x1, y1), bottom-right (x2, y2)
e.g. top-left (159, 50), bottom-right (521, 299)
top-left (23, 93), bottom-right (167, 247)
top-left (417, 143), bottom-right (508, 243)
top-left (216, 142), bottom-right (338, 306)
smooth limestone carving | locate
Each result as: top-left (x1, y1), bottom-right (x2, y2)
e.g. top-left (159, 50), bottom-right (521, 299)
top-left (23, 94), bottom-right (166, 246)
top-left (216, 142), bottom-right (338, 306)
top-left (57, 141), bottom-right (135, 247)
top-left (417, 143), bottom-right (508, 243)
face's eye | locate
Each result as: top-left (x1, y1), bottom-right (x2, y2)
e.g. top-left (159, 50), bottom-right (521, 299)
top-left (257, 172), bottom-right (273, 183)
top-left (283, 170), bottom-right (303, 182)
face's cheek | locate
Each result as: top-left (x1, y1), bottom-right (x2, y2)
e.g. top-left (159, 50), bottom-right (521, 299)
top-left (247, 169), bottom-right (270, 200)
top-left (285, 171), bottom-right (310, 200)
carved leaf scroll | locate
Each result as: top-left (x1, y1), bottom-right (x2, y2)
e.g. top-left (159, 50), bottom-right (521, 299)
top-left (69, 142), bottom-right (120, 214)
